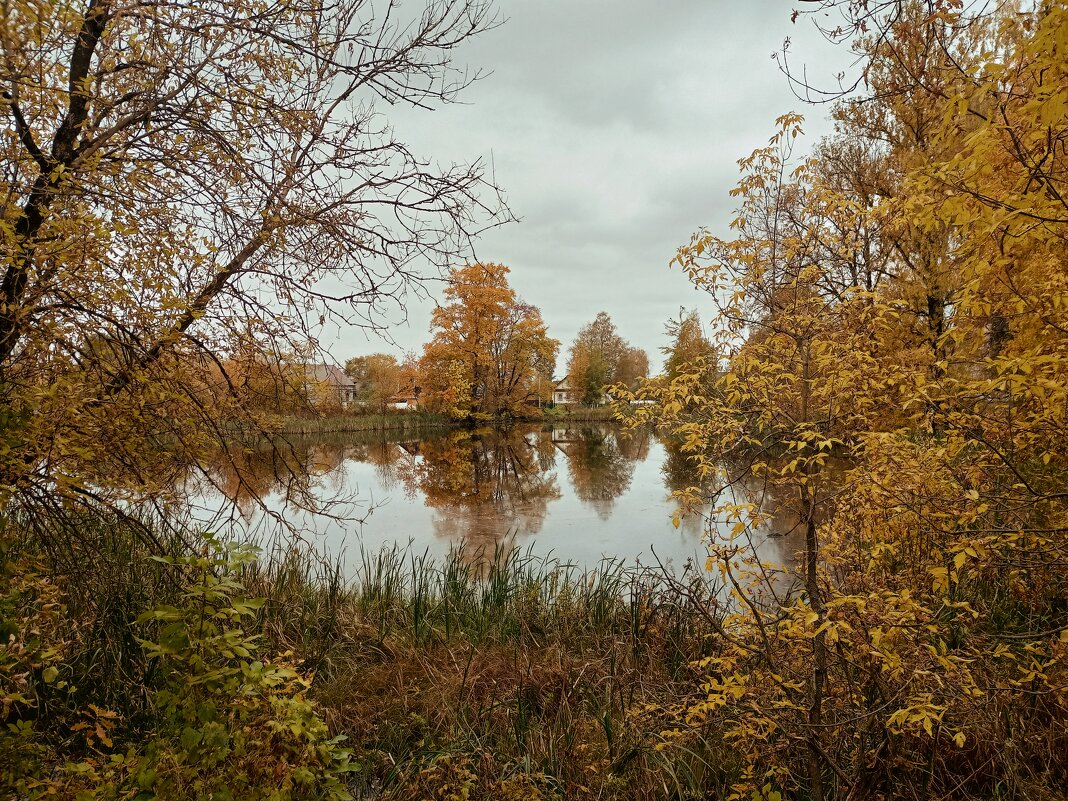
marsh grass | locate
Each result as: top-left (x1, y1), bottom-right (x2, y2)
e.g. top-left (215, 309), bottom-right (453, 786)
top-left (276, 411), bottom-right (453, 436)
top-left (3, 509), bottom-right (192, 720)
top-left (245, 542), bottom-right (734, 799)
top-left (539, 405), bottom-right (619, 423)
top-left (5, 512), bottom-right (734, 800)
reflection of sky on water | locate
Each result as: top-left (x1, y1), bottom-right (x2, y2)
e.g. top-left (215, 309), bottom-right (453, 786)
top-left (185, 425), bottom-right (801, 578)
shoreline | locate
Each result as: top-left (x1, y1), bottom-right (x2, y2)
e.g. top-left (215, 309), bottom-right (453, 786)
top-left (272, 405), bottom-right (621, 435)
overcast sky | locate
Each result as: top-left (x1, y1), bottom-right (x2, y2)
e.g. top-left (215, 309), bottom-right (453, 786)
top-left (326, 0), bottom-right (856, 374)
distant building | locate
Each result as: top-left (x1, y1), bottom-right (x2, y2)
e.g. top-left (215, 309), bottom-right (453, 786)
top-left (303, 363), bottom-right (359, 409)
top-left (552, 377), bottom-right (581, 406)
top-left (387, 392), bottom-right (420, 411)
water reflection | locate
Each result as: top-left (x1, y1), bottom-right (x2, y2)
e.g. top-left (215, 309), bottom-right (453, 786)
top-left (393, 428), bottom-right (561, 545)
top-left (556, 427), bottom-right (640, 519)
top-left (188, 424), bottom-right (798, 572)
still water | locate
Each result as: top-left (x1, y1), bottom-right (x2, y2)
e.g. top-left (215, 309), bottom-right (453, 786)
top-left (189, 424), bottom-right (797, 574)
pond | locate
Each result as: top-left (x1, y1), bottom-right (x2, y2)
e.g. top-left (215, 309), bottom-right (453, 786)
top-left (187, 423), bottom-right (798, 574)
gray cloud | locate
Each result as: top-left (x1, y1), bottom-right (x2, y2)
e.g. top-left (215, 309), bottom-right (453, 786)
top-left (327, 1), bottom-right (855, 372)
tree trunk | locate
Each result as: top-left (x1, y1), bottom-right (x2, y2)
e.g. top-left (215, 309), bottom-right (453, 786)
top-left (801, 340), bottom-right (827, 801)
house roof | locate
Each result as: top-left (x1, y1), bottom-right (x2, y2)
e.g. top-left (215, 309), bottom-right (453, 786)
top-left (305, 363), bottom-right (351, 387)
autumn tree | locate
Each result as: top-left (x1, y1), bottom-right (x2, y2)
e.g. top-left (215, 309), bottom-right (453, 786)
top-left (344, 353), bottom-right (403, 411)
top-left (615, 346), bottom-right (650, 391)
top-left (221, 336), bottom-right (308, 417)
top-left (566, 311), bottom-right (645, 403)
top-left (420, 263), bottom-right (558, 418)
top-left (0, 0), bottom-right (506, 519)
top-left (661, 307), bottom-right (716, 382)
top-left (397, 351), bottom-right (423, 398)
top-left (618, 5), bottom-right (1068, 797)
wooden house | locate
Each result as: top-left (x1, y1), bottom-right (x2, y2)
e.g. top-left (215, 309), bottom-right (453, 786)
top-left (552, 377), bottom-right (581, 406)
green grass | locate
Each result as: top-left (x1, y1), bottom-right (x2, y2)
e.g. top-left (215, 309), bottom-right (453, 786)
top-left (3, 509), bottom-right (737, 800)
top-left (276, 410), bottom-right (453, 435)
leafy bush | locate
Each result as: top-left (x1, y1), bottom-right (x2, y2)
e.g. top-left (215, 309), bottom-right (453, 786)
top-left (0, 545), bottom-right (71, 794)
top-left (1, 535), bottom-right (357, 801)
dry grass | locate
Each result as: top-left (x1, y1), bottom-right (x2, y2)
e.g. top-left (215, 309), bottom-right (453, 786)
top-left (7, 512), bottom-right (736, 800)
top-left (276, 411), bottom-right (453, 435)
top-left (246, 545), bottom-right (736, 800)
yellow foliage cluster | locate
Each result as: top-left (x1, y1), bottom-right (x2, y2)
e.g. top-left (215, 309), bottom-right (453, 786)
top-left (420, 263), bottom-right (558, 419)
top-left (618, 4), bottom-right (1068, 799)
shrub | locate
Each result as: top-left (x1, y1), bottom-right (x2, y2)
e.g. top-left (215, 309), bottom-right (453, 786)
top-left (1, 535), bottom-right (357, 801)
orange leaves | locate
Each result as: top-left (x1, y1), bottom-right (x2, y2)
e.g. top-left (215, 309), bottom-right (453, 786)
top-left (71, 704), bottom-right (121, 751)
top-left (420, 263), bottom-right (558, 418)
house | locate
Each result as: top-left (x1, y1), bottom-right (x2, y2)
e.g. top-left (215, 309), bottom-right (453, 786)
top-left (552, 377), bottom-right (581, 406)
top-left (303, 363), bottom-right (359, 409)
top-left (387, 391), bottom-right (420, 411)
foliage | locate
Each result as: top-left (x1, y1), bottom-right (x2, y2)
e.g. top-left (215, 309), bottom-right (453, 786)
top-left (1, 532), bottom-right (356, 800)
top-left (0, 542), bottom-right (70, 793)
top-left (4, 509), bottom-right (742, 801)
top-left (126, 539), bottom-right (357, 800)
top-left (420, 263), bottom-right (558, 418)
top-left (219, 338), bottom-right (312, 419)
top-left (661, 308), bottom-right (717, 385)
top-left (566, 312), bottom-right (648, 404)
top-left (0, 0), bottom-right (504, 517)
top-left (615, 346), bottom-right (651, 394)
top-left (617, 4), bottom-right (1068, 799)
top-left (344, 354), bottom-right (405, 412)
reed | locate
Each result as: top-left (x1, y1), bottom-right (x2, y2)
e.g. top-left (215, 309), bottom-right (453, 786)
top-left (539, 405), bottom-right (619, 422)
top-left (244, 541), bottom-right (732, 799)
top-left (4, 511), bottom-right (734, 800)
top-left (248, 542), bottom-right (715, 649)
top-left (275, 410), bottom-right (453, 435)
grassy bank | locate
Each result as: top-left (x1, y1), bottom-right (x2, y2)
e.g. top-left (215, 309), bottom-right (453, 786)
top-left (277, 410), bottom-right (454, 435)
top-left (3, 512), bottom-right (731, 800)
top-left (537, 405), bottom-right (618, 423)
top-left (250, 544), bottom-right (732, 800)
top-left (280, 406), bottom-right (620, 434)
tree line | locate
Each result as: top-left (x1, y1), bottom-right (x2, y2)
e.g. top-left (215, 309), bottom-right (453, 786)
top-left (336, 262), bottom-right (715, 419)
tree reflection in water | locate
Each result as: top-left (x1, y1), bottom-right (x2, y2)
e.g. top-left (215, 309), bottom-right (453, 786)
top-left (396, 428), bottom-right (561, 548)
top-left (196, 438), bottom-right (357, 522)
top-left (188, 425), bottom-right (774, 568)
top-left (658, 434), bottom-right (811, 547)
top-left (554, 426), bottom-right (642, 520)
top-left (196, 425), bottom-right (662, 545)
